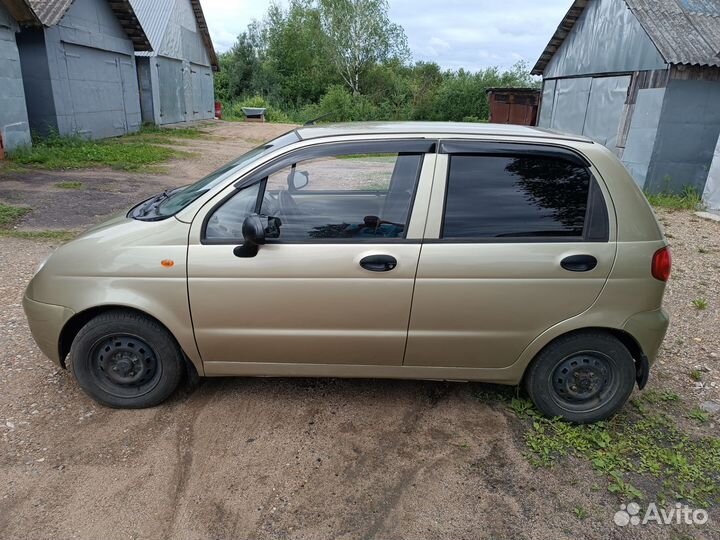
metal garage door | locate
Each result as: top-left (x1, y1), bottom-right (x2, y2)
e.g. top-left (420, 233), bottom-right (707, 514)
top-left (62, 42), bottom-right (141, 139)
top-left (189, 63), bottom-right (214, 121)
top-left (157, 56), bottom-right (185, 125)
top-left (539, 75), bottom-right (631, 154)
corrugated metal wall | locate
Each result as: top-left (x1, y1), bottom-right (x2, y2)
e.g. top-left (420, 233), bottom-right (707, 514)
top-left (134, 0), bottom-right (215, 126)
top-left (645, 79), bottom-right (720, 194)
top-left (17, 0), bottom-right (142, 139)
top-left (0, 3), bottom-right (31, 151)
top-left (543, 0), bottom-right (666, 78)
top-left (540, 75), bottom-right (631, 151)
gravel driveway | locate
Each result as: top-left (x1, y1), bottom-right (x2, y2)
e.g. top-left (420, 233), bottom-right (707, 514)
top-left (0, 122), bottom-right (718, 539)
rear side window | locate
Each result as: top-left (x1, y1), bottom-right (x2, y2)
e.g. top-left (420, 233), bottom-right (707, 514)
top-left (442, 154), bottom-right (607, 240)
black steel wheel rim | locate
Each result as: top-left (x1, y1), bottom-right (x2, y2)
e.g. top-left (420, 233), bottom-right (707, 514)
top-left (549, 350), bottom-right (618, 412)
top-left (89, 334), bottom-right (162, 398)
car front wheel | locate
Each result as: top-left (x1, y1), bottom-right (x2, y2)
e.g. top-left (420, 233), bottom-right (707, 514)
top-left (68, 310), bottom-right (183, 408)
top-left (524, 331), bottom-right (637, 424)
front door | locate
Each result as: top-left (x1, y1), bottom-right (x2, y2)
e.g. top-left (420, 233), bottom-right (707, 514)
top-left (405, 141), bottom-right (617, 369)
top-left (187, 140), bottom-right (436, 368)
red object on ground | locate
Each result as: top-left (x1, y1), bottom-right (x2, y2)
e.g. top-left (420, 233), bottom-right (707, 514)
top-left (214, 101), bottom-right (222, 120)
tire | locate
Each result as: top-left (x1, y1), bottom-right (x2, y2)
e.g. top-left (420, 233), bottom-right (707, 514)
top-left (68, 310), bottom-right (183, 408)
top-left (524, 331), bottom-right (636, 424)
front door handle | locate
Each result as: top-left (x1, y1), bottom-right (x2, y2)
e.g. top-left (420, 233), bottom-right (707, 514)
top-left (561, 255), bottom-right (598, 272)
top-left (360, 255), bottom-right (397, 272)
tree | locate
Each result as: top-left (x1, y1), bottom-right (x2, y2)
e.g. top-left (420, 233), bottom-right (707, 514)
top-left (218, 32), bottom-right (261, 101)
top-left (242, 0), bottom-right (339, 105)
top-left (318, 0), bottom-right (410, 96)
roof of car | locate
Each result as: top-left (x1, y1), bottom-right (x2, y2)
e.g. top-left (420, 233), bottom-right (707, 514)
top-left (294, 122), bottom-right (593, 143)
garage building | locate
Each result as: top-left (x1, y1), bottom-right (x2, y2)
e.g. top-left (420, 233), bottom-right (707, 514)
top-left (532, 0), bottom-right (720, 209)
top-left (130, 0), bottom-right (218, 126)
top-left (0, 1), bottom-right (34, 151)
top-left (12, 0), bottom-right (151, 139)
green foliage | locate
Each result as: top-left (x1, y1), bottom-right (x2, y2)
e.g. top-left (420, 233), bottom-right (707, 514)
top-left (573, 506), bottom-right (589, 520)
top-left (55, 181), bottom-right (83, 189)
top-left (318, 0), bottom-right (409, 95)
top-left (215, 1), bottom-right (537, 124)
top-left (8, 128), bottom-right (195, 171)
top-left (689, 408), bottom-right (710, 424)
top-left (0, 203), bottom-right (30, 228)
top-left (691, 298), bottom-right (708, 311)
top-left (511, 394), bottom-right (720, 507)
top-left (0, 229), bottom-right (76, 242)
top-left (645, 186), bottom-right (703, 210)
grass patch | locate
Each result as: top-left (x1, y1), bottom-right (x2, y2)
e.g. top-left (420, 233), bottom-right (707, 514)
top-left (122, 125), bottom-right (206, 145)
top-left (0, 203), bottom-right (31, 227)
top-left (507, 392), bottom-right (720, 507)
top-left (0, 229), bottom-right (77, 242)
top-left (645, 186), bottom-right (702, 210)
top-left (691, 298), bottom-right (708, 311)
top-left (55, 181), bottom-right (83, 189)
top-left (7, 126), bottom-right (202, 172)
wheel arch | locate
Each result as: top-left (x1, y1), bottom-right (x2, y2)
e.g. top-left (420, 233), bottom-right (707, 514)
top-left (522, 326), bottom-right (648, 389)
top-left (58, 305), bottom-right (202, 377)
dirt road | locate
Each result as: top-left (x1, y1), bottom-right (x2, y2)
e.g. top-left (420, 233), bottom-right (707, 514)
top-left (0, 122), bottom-right (718, 539)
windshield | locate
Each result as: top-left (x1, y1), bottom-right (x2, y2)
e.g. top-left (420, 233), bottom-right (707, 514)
top-left (134, 130), bottom-right (300, 220)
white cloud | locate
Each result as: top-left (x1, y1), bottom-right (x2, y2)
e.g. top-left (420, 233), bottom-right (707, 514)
top-left (201, 0), bottom-right (573, 71)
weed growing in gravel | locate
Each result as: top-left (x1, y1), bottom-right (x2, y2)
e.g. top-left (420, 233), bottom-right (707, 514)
top-left (645, 186), bottom-right (702, 210)
top-left (692, 298), bottom-right (708, 310)
top-left (690, 370), bottom-right (704, 382)
top-left (573, 506), bottom-right (589, 520)
top-left (55, 181), bottom-right (83, 189)
top-left (0, 203), bottom-right (30, 227)
top-left (511, 393), bottom-right (720, 507)
top-left (689, 409), bottom-right (710, 424)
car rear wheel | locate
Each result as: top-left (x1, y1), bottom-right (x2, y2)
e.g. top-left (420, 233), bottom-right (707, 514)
top-left (524, 331), bottom-right (636, 424)
top-left (68, 311), bottom-right (183, 408)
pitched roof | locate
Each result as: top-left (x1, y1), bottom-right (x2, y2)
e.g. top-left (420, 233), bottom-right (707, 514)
top-left (0, 0), bottom-right (40, 24)
top-left (532, 0), bottom-right (720, 75)
top-left (3, 0), bottom-right (152, 51)
top-left (129, 0), bottom-right (218, 70)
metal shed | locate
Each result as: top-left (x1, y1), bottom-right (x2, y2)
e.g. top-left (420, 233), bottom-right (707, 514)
top-left (0, 0), bottom-right (36, 152)
top-left (486, 88), bottom-right (540, 126)
top-left (130, 0), bottom-right (217, 126)
top-left (532, 0), bottom-right (720, 209)
top-left (9, 0), bottom-right (151, 140)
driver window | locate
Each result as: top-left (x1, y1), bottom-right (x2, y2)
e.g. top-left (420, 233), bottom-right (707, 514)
top-left (261, 152), bottom-right (422, 241)
top-left (205, 182), bottom-right (261, 242)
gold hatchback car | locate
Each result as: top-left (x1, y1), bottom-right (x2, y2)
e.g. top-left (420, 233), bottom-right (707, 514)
top-left (24, 122), bottom-right (671, 423)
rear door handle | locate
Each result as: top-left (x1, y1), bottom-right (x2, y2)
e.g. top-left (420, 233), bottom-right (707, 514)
top-left (561, 255), bottom-right (598, 272)
top-left (360, 255), bottom-right (397, 272)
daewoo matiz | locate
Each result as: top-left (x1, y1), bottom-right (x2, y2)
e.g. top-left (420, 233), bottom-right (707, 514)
top-left (24, 122), bottom-right (671, 423)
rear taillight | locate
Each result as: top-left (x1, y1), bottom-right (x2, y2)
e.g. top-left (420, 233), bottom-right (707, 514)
top-left (652, 247), bottom-right (672, 282)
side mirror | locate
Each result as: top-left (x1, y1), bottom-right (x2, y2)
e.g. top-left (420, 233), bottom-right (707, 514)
top-left (234, 214), bottom-right (266, 258)
top-left (242, 214), bottom-right (266, 245)
top-left (289, 170), bottom-right (309, 191)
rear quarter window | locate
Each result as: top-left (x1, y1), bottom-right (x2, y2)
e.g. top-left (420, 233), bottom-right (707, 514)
top-left (442, 153), bottom-right (608, 241)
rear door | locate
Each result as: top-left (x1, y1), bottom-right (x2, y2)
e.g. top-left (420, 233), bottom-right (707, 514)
top-left (404, 140), bottom-right (617, 369)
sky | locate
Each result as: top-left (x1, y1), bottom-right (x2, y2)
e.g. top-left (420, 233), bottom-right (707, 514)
top-left (201, 0), bottom-right (574, 72)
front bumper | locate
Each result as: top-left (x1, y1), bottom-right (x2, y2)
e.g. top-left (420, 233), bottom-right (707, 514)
top-left (22, 295), bottom-right (74, 365)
